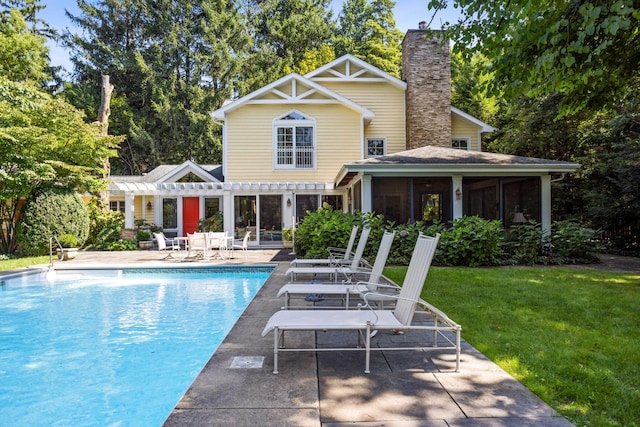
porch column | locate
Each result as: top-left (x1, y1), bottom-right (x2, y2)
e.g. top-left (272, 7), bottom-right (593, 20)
top-left (361, 174), bottom-right (372, 213)
top-left (452, 175), bottom-right (463, 219)
top-left (154, 197), bottom-right (161, 226)
top-left (177, 196), bottom-right (184, 237)
top-left (284, 191), bottom-right (294, 229)
top-left (541, 175), bottom-right (551, 235)
top-left (222, 190), bottom-right (233, 233)
top-left (124, 191), bottom-right (135, 229)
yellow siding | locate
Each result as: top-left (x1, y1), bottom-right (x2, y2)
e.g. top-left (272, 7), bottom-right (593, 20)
top-left (133, 197), bottom-right (155, 224)
top-left (452, 114), bottom-right (482, 151)
top-left (225, 104), bottom-right (361, 182)
top-left (320, 82), bottom-right (406, 154)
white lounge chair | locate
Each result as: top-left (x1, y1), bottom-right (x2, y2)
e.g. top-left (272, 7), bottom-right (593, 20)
top-left (262, 233), bottom-right (461, 374)
top-left (154, 232), bottom-right (180, 259)
top-left (277, 230), bottom-right (396, 308)
top-left (289, 225), bottom-right (359, 267)
top-left (284, 227), bottom-right (371, 282)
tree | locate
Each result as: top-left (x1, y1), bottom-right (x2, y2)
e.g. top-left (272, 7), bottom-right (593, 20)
top-left (64, 0), bottom-right (249, 173)
top-left (428, 0), bottom-right (640, 116)
top-left (0, 77), bottom-right (120, 254)
top-left (283, 43), bottom-right (336, 75)
top-left (450, 51), bottom-right (498, 124)
top-left (0, 7), bottom-right (50, 82)
top-left (333, 0), bottom-right (403, 77)
top-left (576, 101), bottom-right (640, 250)
top-left (241, 0), bottom-right (334, 91)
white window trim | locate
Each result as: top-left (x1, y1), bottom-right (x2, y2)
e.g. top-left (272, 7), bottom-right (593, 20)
top-left (366, 137), bottom-right (386, 157)
top-left (273, 110), bottom-right (317, 170)
top-left (451, 137), bottom-right (471, 151)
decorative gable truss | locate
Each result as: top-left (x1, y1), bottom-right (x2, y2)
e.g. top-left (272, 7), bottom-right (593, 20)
top-left (211, 73), bottom-right (374, 122)
top-left (155, 160), bottom-right (222, 192)
top-left (305, 54), bottom-right (406, 90)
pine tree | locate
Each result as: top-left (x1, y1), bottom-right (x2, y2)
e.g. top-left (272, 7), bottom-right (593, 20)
top-left (334, 0), bottom-right (403, 77)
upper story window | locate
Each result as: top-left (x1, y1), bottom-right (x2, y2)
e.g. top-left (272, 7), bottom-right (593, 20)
top-left (274, 111), bottom-right (315, 169)
top-left (366, 138), bottom-right (386, 157)
top-left (452, 137), bottom-right (470, 150)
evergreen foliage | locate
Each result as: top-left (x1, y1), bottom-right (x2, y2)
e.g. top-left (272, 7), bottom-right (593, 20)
top-left (16, 187), bottom-right (90, 255)
top-left (333, 0), bottom-right (403, 77)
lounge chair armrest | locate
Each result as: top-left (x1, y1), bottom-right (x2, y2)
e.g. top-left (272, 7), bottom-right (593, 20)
top-left (327, 247), bottom-right (347, 255)
top-left (362, 292), bottom-right (418, 306)
top-left (355, 280), bottom-right (401, 291)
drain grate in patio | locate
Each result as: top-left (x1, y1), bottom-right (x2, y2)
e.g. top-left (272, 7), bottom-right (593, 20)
top-left (230, 356), bottom-right (264, 369)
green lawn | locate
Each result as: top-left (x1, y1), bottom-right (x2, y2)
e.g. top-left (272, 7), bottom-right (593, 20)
top-left (384, 266), bottom-right (640, 427)
top-left (0, 256), bottom-right (51, 272)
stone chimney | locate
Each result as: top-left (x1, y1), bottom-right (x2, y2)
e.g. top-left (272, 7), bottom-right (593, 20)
top-left (402, 27), bottom-right (451, 149)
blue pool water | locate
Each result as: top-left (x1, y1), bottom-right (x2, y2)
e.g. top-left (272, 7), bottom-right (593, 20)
top-left (0, 266), bottom-right (273, 426)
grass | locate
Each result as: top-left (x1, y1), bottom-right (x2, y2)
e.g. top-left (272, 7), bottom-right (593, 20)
top-left (0, 256), bottom-right (51, 272)
top-left (384, 265), bottom-right (640, 427)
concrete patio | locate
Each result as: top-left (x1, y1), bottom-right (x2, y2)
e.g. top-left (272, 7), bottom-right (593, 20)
top-left (55, 249), bottom-right (575, 426)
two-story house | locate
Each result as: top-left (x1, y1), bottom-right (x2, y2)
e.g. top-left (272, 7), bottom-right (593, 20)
top-left (108, 27), bottom-right (579, 246)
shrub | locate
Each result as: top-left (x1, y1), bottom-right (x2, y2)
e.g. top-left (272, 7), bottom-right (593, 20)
top-left (87, 208), bottom-right (125, 250)
top-left (551, 220), bottom-right (603, 261)
top-left (281, 228), bottom-right (293, 241)
top-left (435, 216), bottom-right (504, 266)
top-left (503, 221), bottom-right (548, 265)
top-left (17, 187), bottom-right (90, 256)
top-left (294, 204), bottom-right (360, 258)
top-left (57, 234), bottom-right (78, 248)
top-left (105, 239), bottom-right (138, 251)
top-left (136, 230), bottom-right (151, 241)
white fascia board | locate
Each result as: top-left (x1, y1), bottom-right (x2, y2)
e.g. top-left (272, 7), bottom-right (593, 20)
top-left (157, 160), bottom-right (219, 183)
top-left (451, 106), bottom-right (496, 133)
top-left (342, 163), bottom-right (581, 175)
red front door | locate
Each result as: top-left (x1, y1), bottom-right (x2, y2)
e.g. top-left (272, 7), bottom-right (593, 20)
top-left (183, 197), bottom-right (200, 235)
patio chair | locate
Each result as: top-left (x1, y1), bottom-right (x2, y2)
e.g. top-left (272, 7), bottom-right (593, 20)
top-left (289, 225), bottom-right (359, 267)
top-left (184, 232), bottom-right (209, 260)
top-left (277, 230), bottom-right (396, 308)
top-left (154, 232), bottom-right (180, 259)
top-left (232, 231), bottom-right (251, 259)
top-left (262, 233), bottom-right (461, 374)
top-left (206, 231), bottom-right (231, 259)
top-left (284, 227), bottom-right (371, 282)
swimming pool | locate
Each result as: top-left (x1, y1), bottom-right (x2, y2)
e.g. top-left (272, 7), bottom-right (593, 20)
top-left (0, 266), bottom-right (273, 426)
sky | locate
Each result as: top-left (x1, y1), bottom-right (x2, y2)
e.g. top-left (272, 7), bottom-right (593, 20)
top-left (37, 0), bottom-right (462, 75)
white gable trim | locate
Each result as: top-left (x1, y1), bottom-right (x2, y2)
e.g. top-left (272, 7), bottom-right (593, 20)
top-left (451, 106), bottom-right (496, 133)
top-left (305, 54), bottom-right (407, 91)
top-left (211, 73), bottom-right (374, 121)
top-left (157, 160), bottom-right (220, 184)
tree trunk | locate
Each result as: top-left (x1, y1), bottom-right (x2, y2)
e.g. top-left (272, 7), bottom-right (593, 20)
top-left (97, 75), bottom-right (115, 209)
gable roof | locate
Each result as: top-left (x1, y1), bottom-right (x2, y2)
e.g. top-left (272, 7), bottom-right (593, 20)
top-left (109, 161), bottom-right (223, 192)
top-left (451, 106), bottom-right (496, 133)
top-left (335, 145), bottom-right (580, 186)
top-left (305, 54), bottom-right (406, 90)
top-left (211, 72), bottom-right (375, 121)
